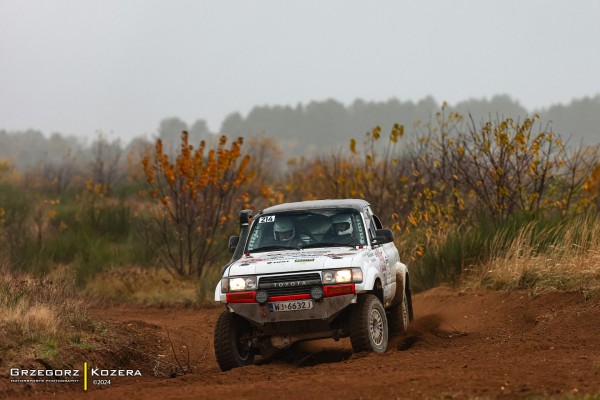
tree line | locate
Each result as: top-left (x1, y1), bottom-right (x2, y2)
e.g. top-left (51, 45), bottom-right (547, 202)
top-left (1, 94), bottom-right (599, 175)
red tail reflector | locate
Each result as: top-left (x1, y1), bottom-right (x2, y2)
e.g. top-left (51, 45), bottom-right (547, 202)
top-left (323, 284), bottom-right (355, 297)
top-left (226, 292), bottom-right (256, 303)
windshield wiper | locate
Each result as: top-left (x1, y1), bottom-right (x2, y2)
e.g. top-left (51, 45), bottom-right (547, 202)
top-left (248, 245), bottom-right (297, 254)
top-left (300, 241), bottom-right (357, 249)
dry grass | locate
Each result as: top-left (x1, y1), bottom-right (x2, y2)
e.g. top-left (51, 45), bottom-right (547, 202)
top-left (470, 214), bottom-right (600, 296)
top-left (0, 265), bottom-right (89, 342)
top-left (83, 266), bottom-right (220, 306)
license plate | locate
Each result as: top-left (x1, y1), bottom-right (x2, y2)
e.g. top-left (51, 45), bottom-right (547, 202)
top-left (269, 300), bottom-right (313, 312)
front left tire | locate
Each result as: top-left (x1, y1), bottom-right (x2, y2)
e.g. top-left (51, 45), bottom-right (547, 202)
top-left (348, 294), bottom-right (389, 353)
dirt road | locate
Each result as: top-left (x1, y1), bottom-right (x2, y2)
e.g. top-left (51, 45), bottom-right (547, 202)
top-left (8, 287), bottom-right (600, 399)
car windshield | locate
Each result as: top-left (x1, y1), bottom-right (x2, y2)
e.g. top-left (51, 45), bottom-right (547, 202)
top-left (246, 209), bottom-right (368, 253)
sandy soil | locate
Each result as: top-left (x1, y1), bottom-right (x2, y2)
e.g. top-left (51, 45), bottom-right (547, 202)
top-left (4, 287), bottom-right (600, 399)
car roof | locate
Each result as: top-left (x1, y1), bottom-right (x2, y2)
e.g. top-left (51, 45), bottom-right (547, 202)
top-left (262, 199), bottom-right (370, 214)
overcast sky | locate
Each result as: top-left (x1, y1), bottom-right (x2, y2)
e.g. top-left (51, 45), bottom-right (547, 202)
top-left (1, 0), bottom-right (599, 141)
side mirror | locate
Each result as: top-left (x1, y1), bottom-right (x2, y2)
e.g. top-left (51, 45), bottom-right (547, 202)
top-left (374, 229), bottom-right (394, 245)
top-left (228, 236), bottom-right (240, 254)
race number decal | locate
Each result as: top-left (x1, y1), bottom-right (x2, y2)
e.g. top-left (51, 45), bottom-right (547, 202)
top-left (258, 216), bottom-right (275, 223)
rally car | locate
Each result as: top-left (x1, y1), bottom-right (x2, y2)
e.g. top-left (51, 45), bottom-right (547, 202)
top-left (213, 199), bottom-right (413, 371)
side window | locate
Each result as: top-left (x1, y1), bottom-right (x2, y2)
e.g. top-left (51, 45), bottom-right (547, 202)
top-left (372, 214), bottom-right (383, 230)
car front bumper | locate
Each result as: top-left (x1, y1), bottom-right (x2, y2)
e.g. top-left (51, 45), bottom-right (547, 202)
top-left (227, 294), bottom-right (356, 325)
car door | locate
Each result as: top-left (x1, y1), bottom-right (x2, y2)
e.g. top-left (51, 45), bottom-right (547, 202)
top-left (372, 212), bottom-right (401, 281)
top-left (364, 207), bottom-right (396, 305)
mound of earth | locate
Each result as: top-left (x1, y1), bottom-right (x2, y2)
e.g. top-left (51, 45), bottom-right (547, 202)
top-left (1, 319), bottom-right (161, 398)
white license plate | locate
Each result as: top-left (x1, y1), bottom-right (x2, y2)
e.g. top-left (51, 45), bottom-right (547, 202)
top-left (269, 300), bottom-right (313, 312)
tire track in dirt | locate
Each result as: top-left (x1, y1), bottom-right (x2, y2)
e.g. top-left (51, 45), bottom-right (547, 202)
top-left (7, 287), bottom-right (600, 399)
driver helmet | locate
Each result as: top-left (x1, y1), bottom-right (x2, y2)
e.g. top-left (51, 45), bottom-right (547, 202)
top-left (273, 217), bottom-right (295, 241)
top-left (332, 214), bottom-right (353, 236)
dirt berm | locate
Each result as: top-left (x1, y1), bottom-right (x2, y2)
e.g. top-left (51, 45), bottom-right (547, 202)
top-left (5, 287), bottom-right (600, 399)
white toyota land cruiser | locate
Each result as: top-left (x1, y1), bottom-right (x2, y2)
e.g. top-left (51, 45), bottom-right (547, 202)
top-left (213, 199), bottom-right (413, 371)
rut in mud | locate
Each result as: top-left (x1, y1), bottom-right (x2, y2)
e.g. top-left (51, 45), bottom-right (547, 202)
top-left (6, 287), bottom-right (600, 399)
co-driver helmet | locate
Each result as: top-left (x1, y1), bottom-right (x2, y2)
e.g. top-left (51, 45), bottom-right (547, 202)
top-left (332, 214), bottom-right (353, 236)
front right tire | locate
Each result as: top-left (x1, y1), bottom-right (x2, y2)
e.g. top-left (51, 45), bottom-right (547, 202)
top-left (348, 294), bottom-right (389, 353)
top-left (214, 311), bottom-right (255, 371)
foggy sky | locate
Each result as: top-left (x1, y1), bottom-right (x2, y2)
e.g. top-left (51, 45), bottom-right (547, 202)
top-left (1, 0), bottom-right (599, 142)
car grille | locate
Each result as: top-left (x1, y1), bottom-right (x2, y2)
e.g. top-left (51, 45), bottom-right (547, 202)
top-left (258, 273), bottom-right (322, 296)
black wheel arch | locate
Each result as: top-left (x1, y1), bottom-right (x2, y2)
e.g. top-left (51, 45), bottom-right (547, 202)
top-left (371, 278), bottom-right (384, 305)
top-left (405, 273), bottom-right (414, 321)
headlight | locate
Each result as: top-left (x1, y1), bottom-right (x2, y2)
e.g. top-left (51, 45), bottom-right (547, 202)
top-left (335, 270), bottom-right (352, 283)
top-left (322, 268), bottom-right (363, 284)
top-left (222, 276), bottom-right (257, 292)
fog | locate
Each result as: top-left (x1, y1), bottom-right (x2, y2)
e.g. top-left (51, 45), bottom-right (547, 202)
top-left (1, 0), bottom-right (599, 143)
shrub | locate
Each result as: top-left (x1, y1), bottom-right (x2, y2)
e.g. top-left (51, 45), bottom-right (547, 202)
top-left (142, 132), bottom-right (253, 277)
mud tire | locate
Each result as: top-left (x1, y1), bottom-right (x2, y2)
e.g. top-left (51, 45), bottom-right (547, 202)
top-left (214, 311), bottom-right (255, 371)
top-left (389, 290), bottom-right (410, 334)
top-left (349, 294), bottom-right (389, 353)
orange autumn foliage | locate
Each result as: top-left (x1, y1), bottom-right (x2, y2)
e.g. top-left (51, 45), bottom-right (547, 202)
top-left (142, 132), bottom-right (253, 277)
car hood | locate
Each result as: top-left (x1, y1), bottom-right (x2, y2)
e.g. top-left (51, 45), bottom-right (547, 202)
top-left (227, 247), bottom-right (366, 276)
